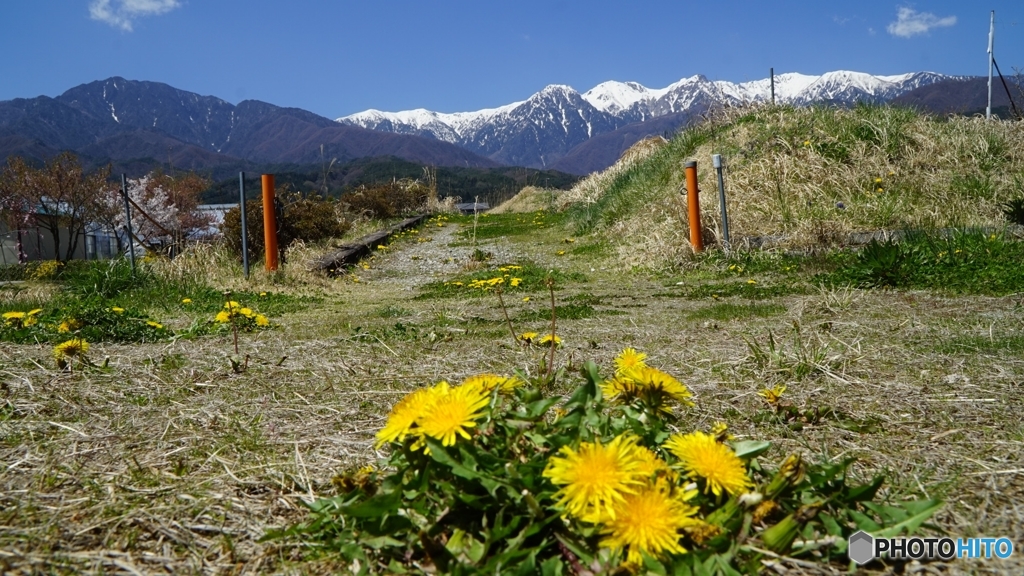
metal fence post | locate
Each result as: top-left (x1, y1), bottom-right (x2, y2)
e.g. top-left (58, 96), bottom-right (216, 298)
top-left (713, 154), bottom-right (730, 249)
top-left (121, 174), bottom-right (136, 274)
top-left (239, 172), bottom-right (249, 279)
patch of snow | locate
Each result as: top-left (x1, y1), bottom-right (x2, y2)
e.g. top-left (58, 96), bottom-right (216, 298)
top-left (582, 81), bottom-right (653, 113)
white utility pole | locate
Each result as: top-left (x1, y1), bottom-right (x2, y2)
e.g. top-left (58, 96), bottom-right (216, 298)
top-left (987, 10), bottom-right (995, 120)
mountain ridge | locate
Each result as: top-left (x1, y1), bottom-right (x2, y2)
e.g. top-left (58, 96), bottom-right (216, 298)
top-left (339, 70), bottom-right (966, 173)
top-left (0, 77), bottom-right (500, 177)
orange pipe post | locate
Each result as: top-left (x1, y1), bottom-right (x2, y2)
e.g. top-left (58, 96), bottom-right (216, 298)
top-left (684, 161), bottom-right (703, 253)
top-left (262, 174), bottom-right (279, 271)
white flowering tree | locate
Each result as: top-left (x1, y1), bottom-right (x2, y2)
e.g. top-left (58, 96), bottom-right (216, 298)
top-left (103, 171), bottom-right (211, 255)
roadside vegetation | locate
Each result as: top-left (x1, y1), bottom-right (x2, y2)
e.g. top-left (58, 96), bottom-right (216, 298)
top-left (1, 104), bottom-right (1022, 574)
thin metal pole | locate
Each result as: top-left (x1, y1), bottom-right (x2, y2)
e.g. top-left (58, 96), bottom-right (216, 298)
top-left (239, 172), bottom-right (249, 279)
top-left (120, 174), bottom-right (136, 274)
top-left (770, 67), bottom-right (775, 105)
top-left (987, 10), bottom-right (994, 120)
top-left (713, 154), bottom-right (730, 249)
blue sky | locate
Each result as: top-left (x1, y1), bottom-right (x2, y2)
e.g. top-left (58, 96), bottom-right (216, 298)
top-left (2, 1), bottom-right (1022, 118)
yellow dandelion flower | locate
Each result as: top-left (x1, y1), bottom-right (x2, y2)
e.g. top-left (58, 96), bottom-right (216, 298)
top-left (538, 334), bottom-right (562, 347)
top-left (665, 431), bottom-right (753, 498)
top-left (606, 366), bottom-right (694, 413)
top-left (461, 373), bottom-right (523, 394)
top-left (224, 301), bottom-right (240, 310)
top-left (53, 338), bottom-right (89, 360)
top-left (255, 314), bottom-right (270, 327)
top-left (556, 250), bottom-right (566, 256)
top-left (803, 140), bottom-right (811, 147)
top-left (28, 309), bottom-right (43, 316)
top-left (522, 296), bottom-right (530, 302)
top-left (240, 307), bottom-right (254, 318)
top-left (509, 277), bottom-right (522, 287)
top-left (614, 347), bottom-right (647, 374)
top-left (111, 307), bottom-right (125, 313)
top-left (146, 321), bottom-right (163, 329)
top-left (543, 435), bottom-right (646, 521)
top-left (181, 298), bottom-right (192, 304)
top-left (746, 279), bottom-right (757, 285)
top-left (416, 381), bottom-right (491, 446)
top-left (215, 311), bottom-right (231, 323)
top-left (757, 384), bottom-right (786, 405)
top-left (260, 292), bottom-right (268, 297)
top-left (520, 331), bottom-right (539, 343)
top-left (599, 480), bottom-right (699, 566)
top-left (58, 318), bottom-right (83, 333)
top-left (874, 177), bottom-right (882, 184)
top-left (3, 311), bottom-right (26, 325)
top-left (375, 387), bottom-right (436, 447)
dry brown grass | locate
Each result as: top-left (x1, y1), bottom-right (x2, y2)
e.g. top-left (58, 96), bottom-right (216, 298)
top-left (1, 206), bottom-right (1023, 573)
top-left (489, 186), bottom-right (562, 214)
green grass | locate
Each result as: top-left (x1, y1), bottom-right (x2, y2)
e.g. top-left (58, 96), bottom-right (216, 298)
top-left (934, 333), bottom-right (1024, 355)
top-left (818, 229), bottom-right (1024, 295)
top-left (454, 211), bottom-right (567, 242)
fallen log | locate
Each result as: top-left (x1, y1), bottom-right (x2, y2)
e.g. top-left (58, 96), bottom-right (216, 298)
top-left (312, 214), bottom-right (428, 276)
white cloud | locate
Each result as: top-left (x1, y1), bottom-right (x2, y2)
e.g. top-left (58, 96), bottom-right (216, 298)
top-left (89, 0), bottom-right (181, 32)
top-left (887, 7), bottom-right (956, 38)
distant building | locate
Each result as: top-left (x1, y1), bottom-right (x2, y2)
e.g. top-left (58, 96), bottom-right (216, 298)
top-left (0, 207), bottom-right (119, 264)
top-left (194, 204), bottom-right (236, 239)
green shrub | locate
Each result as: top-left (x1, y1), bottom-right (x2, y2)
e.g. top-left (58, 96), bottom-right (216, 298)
top-left (1003, 197), bottom-right (1024, 226)
top-left (221, 191), bottom-right (351, 260)
top-left (341, 180), bottom-right (430, 219)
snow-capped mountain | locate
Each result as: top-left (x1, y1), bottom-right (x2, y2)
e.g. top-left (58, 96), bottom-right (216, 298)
top-left (339, 70), bottom-right (959, 171)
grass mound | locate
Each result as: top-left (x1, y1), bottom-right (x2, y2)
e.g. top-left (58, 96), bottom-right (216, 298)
top-left (562, 104), bottom-right (1024, 270)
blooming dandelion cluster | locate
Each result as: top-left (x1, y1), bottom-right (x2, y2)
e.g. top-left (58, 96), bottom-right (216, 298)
top-left (2, 305), bottom-right (168, 343)
top-left (214, 300), bottom-right (270, 330)
top-left (292, 346), bottom-right (940, 573)
top-left (602, 348), bottom-right (693, 414)
top-left (444, 264), bottom-right (526, 292)
top-left (2, 309), bottom-right (42, 328)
